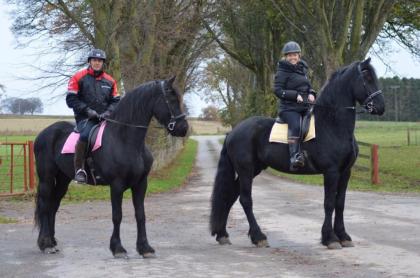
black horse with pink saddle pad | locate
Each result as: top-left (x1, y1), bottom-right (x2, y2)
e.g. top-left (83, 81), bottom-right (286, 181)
top-left (34, 76), bottom-right (188, 258)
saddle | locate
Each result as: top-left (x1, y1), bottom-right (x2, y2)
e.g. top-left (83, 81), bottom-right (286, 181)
top-left (62, 122), bottom-right (107, 185)
top-left (269, 108), bottom-right (315, 144)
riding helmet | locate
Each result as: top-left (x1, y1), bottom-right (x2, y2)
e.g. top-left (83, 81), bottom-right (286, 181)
top-left (87, 48), bottom-right (107, 62)
top-left (282, 41), bottom-right (301, 55)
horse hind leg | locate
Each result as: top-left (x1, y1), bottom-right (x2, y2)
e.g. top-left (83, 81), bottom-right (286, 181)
top-left (237, 169), bottom-right (268, 248)
top-left (214, 178), bottom-right (240, 245)
top-left (35, 173), bottom-right (58, 253)
top-left (48, 171), bottom-right (71, 251)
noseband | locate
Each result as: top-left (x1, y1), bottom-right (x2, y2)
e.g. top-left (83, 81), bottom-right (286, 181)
top-left (160, 81), bottom-right (186, 131)
top-left (358, 64), bottom-right (382, 113)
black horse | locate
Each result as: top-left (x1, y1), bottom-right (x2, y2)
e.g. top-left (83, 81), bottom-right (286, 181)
top-left (34, 76), bottom-right (188, 257)
top-left (210, 58), bottom-right (385, 249)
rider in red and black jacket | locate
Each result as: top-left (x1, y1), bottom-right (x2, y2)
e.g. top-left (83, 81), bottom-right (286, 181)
top-left (66, 48), bottom-right (120, 183)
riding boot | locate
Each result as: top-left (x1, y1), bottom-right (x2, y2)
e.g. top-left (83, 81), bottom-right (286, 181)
top-left (289, 141), bottom-right (305, 171)
top-left (74, 140), bottom-right (88, 183)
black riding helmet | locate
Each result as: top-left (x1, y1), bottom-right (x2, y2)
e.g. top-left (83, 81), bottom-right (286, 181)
top-left (282, 41), bottom-right (301, 55)
top-left (87, 48), bottom-right (106, 62)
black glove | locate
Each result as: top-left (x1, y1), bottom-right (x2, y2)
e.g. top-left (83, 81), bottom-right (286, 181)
top-left (99, 110), bottom-right (111, 120)
top-left (86, 108), bottom-right (99, 120)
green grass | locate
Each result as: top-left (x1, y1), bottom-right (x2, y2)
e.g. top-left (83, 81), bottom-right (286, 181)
top-left (267, 121), bottom-right (420, 193)
top-left (0, 215), bottom-right (17, 224)
top-left (62, 138), bottom-right (198, 202)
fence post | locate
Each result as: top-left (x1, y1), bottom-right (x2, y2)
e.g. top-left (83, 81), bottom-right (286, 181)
top-left (371, 144), bottom-right (379, 184)
top-left (407, 128), bottom-right (410, 146)
top-left (28, 141), bottom-right (36, 191)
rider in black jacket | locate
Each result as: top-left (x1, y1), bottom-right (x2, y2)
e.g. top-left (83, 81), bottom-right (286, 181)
top-left (66, 49), bottom-right (120, 183)
top-left (274, 41), bottom-right (316, 170)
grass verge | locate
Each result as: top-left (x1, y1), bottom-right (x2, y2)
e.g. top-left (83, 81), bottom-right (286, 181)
top-left (0, 215), bottom-right (17, 224)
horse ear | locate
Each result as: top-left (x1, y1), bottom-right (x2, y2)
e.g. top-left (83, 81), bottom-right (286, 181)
top-left (361, 57), bottom-right (371, 67)
top-left (167, 75), bottom-right (176, 86)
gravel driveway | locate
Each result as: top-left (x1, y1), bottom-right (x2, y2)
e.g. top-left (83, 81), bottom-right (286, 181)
top-left (1, 135), bottom-right (419, 277)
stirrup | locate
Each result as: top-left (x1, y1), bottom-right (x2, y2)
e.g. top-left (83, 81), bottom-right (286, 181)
top-left (74, 169), bottom-right (87, 183)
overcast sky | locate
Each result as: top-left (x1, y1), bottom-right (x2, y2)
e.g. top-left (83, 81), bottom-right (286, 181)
top-left (0, 3), bottom-right (419, 116)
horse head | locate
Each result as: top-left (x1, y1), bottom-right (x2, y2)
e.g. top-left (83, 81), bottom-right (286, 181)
top-left (353, 58), bottom-right (385, 115)
top-left (154, 76), bottom-right (189, 137)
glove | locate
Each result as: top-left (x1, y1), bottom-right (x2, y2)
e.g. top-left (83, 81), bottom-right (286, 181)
top-left (99, 110), bottom-right (111, 120)
top-left (296, 94), bottom-right (304, 103)
top-left (86, 108), bottom-right (99, 120)
top-left (309, 88), bottom-right (317, 96)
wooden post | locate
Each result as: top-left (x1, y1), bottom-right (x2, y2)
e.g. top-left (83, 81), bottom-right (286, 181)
top-left (371, 144), bottom-right (379, 184)
top-left (10, 144), bottom-right (14, 193)
top-left (407, 128), bottom-right (410, 146)
top-left (23, 144), bottom-right (28, 192)
top-left (28, 141), bottom-right (36, 191)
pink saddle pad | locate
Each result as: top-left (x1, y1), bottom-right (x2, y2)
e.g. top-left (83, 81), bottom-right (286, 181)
top-left (61, 122), bottom-right (106, 154)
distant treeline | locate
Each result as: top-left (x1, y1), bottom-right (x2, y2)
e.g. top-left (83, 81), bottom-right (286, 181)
top-left (358, 77), bottom-right (420, 122)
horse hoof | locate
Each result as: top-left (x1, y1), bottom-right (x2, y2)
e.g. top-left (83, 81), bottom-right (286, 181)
top-left (327, 242), bottom-right (342, 250)
top-left (114, 252), bottom-right (129, 259)
top-left (142, 252), bottom-right (156, 259)
top-left (340, 240), bottom-right (354, 247)
top-left (43, 247), bottom-right (59, 254)
top-left (255, 239), bottom-right (269, 248)
top-left (217, 237), bottom-right (232, 245)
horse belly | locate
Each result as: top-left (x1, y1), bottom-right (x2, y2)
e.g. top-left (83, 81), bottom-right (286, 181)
top-left (262, 143), bottom-right (322, 175)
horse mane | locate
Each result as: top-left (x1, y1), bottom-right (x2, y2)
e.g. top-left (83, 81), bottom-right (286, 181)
top-left (112, 80), bottom-right (161, 124)
top-left (318, 61), bottom-right (378, 106)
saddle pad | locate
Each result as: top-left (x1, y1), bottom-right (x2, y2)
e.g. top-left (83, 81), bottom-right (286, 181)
top-left (269, 115), bottom-right (315, 143)
top-left (61, 121), bottom-right (106, 154)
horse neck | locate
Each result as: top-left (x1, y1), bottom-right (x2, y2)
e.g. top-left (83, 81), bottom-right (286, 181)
top-left (315, 70), bottom-right (357, 136)
top-left (109, 84), bottom-right (160, 145)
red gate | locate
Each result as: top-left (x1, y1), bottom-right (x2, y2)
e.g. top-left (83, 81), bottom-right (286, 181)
top-left (0, 141), bottom-right (35, 196)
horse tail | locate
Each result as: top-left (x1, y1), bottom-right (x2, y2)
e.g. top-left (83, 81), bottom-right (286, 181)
top-left (210, 136), bottom-right (239, 236)
top-left (33, 128), bottom-right (57, 231)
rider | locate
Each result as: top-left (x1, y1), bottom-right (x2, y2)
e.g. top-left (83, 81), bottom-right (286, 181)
top-left (66, 48), bottom-right (120, 183)
top-left (274, 41), bottom-right (316, 170)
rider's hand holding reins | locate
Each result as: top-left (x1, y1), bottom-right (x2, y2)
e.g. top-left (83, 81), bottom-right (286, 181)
top-left (297, 94), bottom-right (304, 103)
top-left (86, 108), bottom-right (99, 120)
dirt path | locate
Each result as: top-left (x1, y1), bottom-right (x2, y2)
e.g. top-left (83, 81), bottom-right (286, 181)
top-left (1, 135), bottom-right (419, 277)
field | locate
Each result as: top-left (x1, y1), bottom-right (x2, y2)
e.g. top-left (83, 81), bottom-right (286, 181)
top-left (0, 115), bottom-right (73, 135)
top-left (0, 115), bottom-right (230, 136)
top-left (188, 118), bottom-right (231, 135)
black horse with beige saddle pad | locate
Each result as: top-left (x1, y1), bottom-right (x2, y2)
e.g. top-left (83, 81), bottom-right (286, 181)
top-left (210, 58), bottom-right (385, 249)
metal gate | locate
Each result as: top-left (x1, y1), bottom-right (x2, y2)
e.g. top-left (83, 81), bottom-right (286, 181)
top-left (0, 141), bottom-right (35, 196)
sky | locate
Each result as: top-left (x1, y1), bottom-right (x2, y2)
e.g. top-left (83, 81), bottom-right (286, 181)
top-left (0, 3), bottom-right (419, 116)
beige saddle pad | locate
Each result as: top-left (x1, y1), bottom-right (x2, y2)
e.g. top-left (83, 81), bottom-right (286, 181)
top-left (269, 115), bottom-right (316, 143)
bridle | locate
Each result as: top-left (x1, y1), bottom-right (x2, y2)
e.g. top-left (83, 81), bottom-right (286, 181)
top-left (159, 80), bottom-right (186, 131)
top-left (309, 63), bottom-right (382, 114)
top-left (103, 80), bottom-right (186, 130)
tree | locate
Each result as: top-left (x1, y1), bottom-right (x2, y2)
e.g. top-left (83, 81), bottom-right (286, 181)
top-left (202, 0), bottom-right (419, 117)
top-left (1, 97), bottom-right (43, 115)
top-left (202, 56), bottom-right (255, 127)
top-left (199, 105), bottom-right (220, 121)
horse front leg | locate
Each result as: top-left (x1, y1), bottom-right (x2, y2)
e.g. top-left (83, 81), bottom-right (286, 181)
top-left (131, 177), bottom-right (155, 258)
top-left (109, 185), bottom-right (128, 258)
top-left (322, 169), bottom-right (342, 249)
top-left (238, 170), bottom-right (268, 247)
top-left (334, 169), bottom-right (354, 247)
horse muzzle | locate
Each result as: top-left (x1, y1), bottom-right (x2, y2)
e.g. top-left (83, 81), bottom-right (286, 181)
top-left (167, 119), bottom-right (189, 137)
